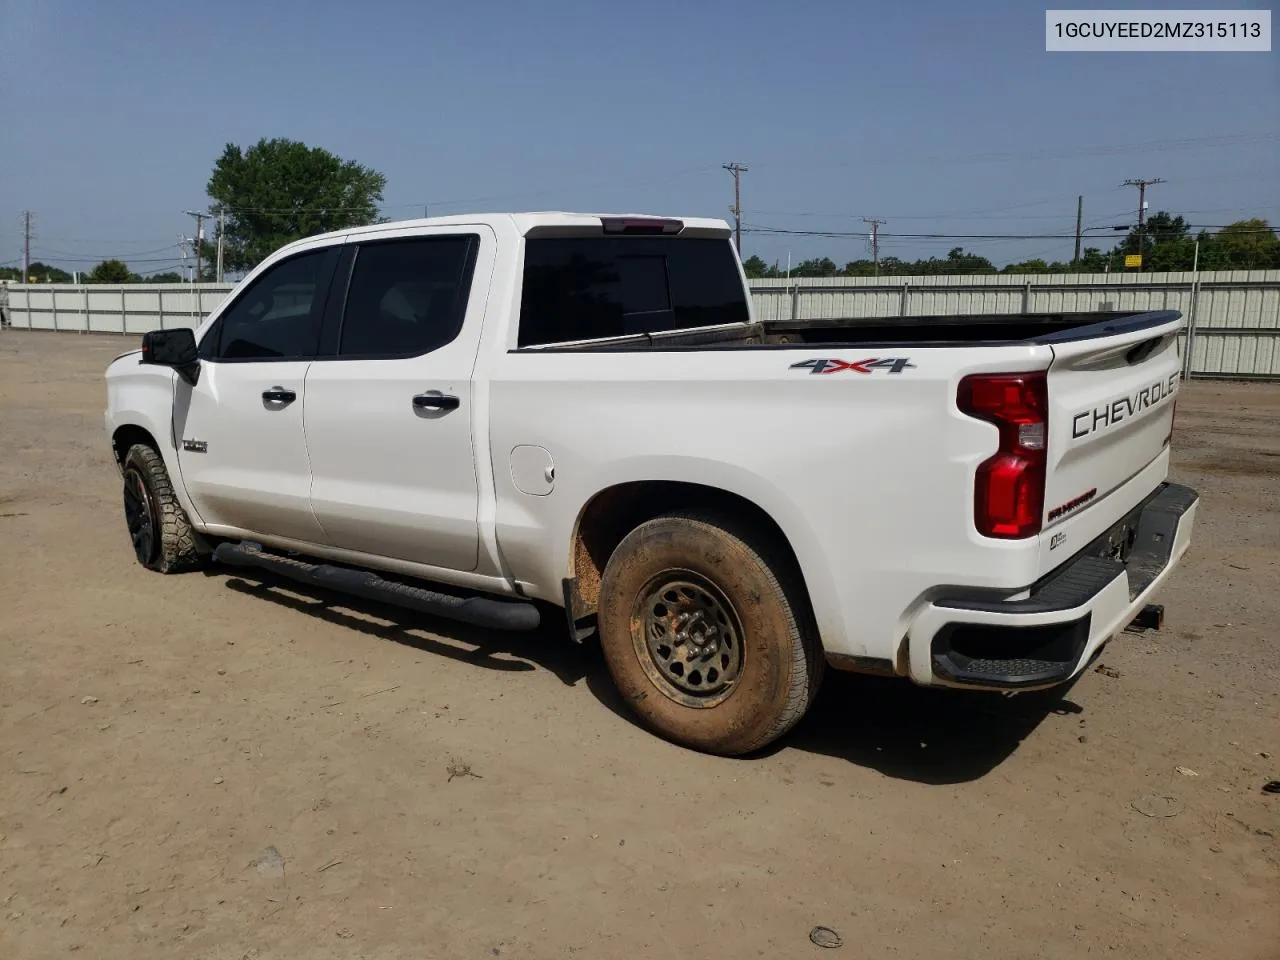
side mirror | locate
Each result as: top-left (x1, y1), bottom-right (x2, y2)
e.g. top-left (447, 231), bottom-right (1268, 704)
top-left (141, 328), bottom-right (200, 382)
top-left (141, 328), bottom-right (198, 367)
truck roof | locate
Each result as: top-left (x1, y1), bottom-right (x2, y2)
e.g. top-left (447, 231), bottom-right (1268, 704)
top-left (288, 212), bottom-right (733, 252)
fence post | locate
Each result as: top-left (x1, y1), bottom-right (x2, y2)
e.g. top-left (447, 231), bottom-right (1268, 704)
top-left (1183, 277), bottom-right (1202, 380)
top-left (51, 289), bottom-right (58, 331)
top-left (1023, 281), bottom-right (1032, 314)
top-left (899, 280), bottom-right (911, 317)
top-left (790, 283), bottom-right (799, 322)
top-left (120, 288), bottom-right (128, 335)
top-left (158, 288), bottom-right (165, 331)
top-left (83, 285), bottom-right (90, 334)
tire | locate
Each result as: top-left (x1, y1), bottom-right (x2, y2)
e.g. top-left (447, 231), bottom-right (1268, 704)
top-left (597, 511), bottom-right (824, 756)
top-left (121, 443), bottom-right (203, 574)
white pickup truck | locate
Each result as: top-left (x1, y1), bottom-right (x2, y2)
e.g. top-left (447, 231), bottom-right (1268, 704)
top-left (105, 212), bottom-right (1198, 755)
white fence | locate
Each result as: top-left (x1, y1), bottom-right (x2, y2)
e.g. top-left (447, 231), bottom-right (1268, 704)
top-left (5, 270), bottom-right (1279, 379)
top-left (752, 270), bottom-right (1280, 380)
top-left (3, 283), bottom-right (235, 335)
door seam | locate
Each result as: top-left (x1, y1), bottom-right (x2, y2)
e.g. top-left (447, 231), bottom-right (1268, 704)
top-left (298, 359), bottom-right (333, 542)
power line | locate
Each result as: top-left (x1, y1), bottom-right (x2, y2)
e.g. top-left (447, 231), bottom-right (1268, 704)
top-left (189, 163), bottom-right (725, 218)
top-left (22, 254), bottom-right (196, 264)
top-left (750, 131), bottom-right (1280, 174)
top-left (32, 244), bottom-right (183, 260)
top-left (405, 162), bottom-right (724, 211)
top-left (749, 190), bottom-right (1130, 222)
top-left (752, 209), bottom-right (1109, 221)
top-left (743, 225), bottom-right (1270, 239)
top-left (31, 237), bottom-right (190, 245)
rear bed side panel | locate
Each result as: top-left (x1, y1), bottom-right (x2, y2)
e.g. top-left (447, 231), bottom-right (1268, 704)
top-left (486, 343), bottom-right (1054, 663)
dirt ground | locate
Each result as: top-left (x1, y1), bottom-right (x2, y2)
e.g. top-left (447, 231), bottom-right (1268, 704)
top-left (0, 330), bottom-right (1276, 960)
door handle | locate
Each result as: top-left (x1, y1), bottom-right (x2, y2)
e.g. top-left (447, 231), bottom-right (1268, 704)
top-left (262, 387), bottom-right (296, 404)
top-left (413, 392), bottom-right (460, 411)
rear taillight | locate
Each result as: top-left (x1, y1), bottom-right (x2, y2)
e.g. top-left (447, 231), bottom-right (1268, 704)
top-left (958, 372), bottom-right (1049, 539)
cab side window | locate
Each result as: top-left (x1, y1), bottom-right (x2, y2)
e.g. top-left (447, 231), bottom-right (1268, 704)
top-left (337, 236), bottom-right (478, 358)
top-left (207, 248), bottom-right (337, 361)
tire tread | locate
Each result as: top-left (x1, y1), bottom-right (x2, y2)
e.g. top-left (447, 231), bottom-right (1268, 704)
top-left (600, 509), bottom-right (824, 755)
top-left (124, 444), bottom-right (203, 574)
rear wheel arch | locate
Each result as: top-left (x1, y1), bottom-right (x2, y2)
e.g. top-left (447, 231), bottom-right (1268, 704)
top-left (565, 480), bottom-right (818, 642)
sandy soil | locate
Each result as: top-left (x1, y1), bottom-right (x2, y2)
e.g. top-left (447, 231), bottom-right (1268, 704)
top-left (1, 330), bottom-right (1276, 960)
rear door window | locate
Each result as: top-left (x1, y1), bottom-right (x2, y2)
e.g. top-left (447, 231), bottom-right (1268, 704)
top-left (338, 236), bottom-right (478, 358)
top-left (518, 237), bottom-right (748, 347)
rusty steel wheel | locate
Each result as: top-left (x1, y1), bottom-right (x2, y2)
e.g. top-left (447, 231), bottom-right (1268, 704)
top-left (634, 573), bottom-right (745, 708)
top-left (597, 511), bottom-right (823, 756)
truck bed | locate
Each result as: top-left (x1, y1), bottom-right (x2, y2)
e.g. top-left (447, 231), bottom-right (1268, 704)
top-left (527, 310), bottom-right (1176, 352)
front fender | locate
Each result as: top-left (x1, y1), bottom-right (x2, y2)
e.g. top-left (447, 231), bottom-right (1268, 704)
top-left (104, 361), bottom-right (206, 527)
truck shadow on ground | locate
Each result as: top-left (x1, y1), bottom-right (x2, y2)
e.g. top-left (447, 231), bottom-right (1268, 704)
top-left (768, 671), bottom-right (1085, 785)
top-left (216, 573), bottom-right (593, 689)
top-left (214, 570), bottom-right (1083, 785)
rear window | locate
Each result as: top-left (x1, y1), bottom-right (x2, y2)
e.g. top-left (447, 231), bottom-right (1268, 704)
top-left (517, 237), bottom-right (749, 347)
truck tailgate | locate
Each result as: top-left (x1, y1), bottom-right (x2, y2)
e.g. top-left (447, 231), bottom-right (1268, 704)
top-left (1042, 314), bottom-right (1183, 531)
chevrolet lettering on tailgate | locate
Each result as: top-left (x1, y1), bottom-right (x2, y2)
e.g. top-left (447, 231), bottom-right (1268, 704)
top-left (1071, 373), bottom-right (1179, 440)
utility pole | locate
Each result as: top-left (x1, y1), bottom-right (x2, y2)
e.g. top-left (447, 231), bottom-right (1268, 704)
top-left (1073, 195), bottom-right (1083, 267)
top-left (183, 210), bottom-right (207, 282)
top-left (21, 211), bottom-right (32, 282)
top-left (214, 206), bottom-right (226, 283)
top-left (723, 162), bottom-right (748, 254)
top-left (1121, 178), bottom-right (1164, 272)
top-left (862, 218), bottom-right (886, 276)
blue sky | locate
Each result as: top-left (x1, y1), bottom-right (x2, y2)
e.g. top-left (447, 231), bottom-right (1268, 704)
top-left (1, 0), bottom-right (1276, 274)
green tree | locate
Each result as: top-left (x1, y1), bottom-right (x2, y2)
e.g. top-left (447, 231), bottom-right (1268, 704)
top-left (1002, 258), bottom-right (1051, 275)
top-left (1114, 211), bottom-right (1189, 266)
top-left (1077, 247), bottom-right (1109, 272)
top-left (86, 259), bottom-right (137, 283)
top-left (142, 271), bottom-right (185, 283)
top-left (1207, 218), bottom-right (1280, 269)
top-left (941, 247), bottom-right (996, 274)
top-left (742, 254), bottom-right (778, 279)
top-left (840, 259), bottom-right (876, 276)
top-left (791, 257), bottom-right (839, 278)
top-left (207, 138), bottom-right (387, 271)
top-left (1146, 237), bottom-right (1197, 272)
top-left (0, 261), bottom-right (73, 283)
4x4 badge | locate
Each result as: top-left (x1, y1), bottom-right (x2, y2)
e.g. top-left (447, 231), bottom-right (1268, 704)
top-left (790, 357), bottom-right (916, 375)
top-left (182, 439), bottom-right (208, 453)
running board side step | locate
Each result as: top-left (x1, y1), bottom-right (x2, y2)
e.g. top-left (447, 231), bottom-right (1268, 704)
top-left (212, 542), bottom-right (541, 632)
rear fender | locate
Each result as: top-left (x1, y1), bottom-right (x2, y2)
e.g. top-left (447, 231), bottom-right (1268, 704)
top-left (567, 455), bottom-right (844, 648)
